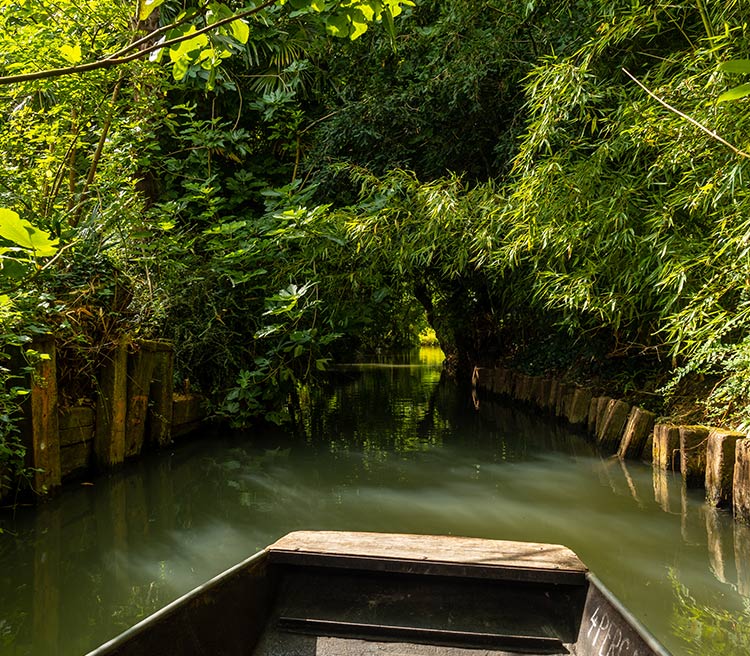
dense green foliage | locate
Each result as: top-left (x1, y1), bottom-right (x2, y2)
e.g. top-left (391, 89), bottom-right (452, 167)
top-left (3, 0), bottom-right (750, 489)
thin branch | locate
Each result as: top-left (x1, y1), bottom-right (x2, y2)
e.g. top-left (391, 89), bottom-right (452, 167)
top-left (622, 68), bottom-right (750, 159)
top-left (0, 0), bottom-right (279, 86)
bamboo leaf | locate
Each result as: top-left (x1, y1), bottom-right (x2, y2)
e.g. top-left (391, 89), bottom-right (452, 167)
top-left (719, 59), bottom-right (750, 74)
top-left (718, 82), bottom-right (750, 103)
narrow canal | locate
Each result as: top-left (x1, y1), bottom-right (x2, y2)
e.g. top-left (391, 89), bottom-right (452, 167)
top-left (1, 348), bottom-right (748, 656)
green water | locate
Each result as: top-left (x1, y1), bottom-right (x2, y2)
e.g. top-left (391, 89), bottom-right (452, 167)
top-left (0, 347), bottom-right (748, 655)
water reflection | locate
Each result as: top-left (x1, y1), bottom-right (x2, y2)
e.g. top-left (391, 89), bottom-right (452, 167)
top-left (0, 348), bottom-right (748, 656)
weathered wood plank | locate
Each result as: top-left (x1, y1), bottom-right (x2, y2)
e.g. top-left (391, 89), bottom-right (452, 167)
top-left (617, 407), bottom-right (656, 460)
top-left (653, 424), bottom-right (680, 471)
top-left (124, 344), bottom-right (158, 458)
top-left (596, 399), bottom-right (631, 453)
top-left (29, 337), bottom-right (61, 491)
top-left (95, 341), bottom-right (128, 468)
top-left (705, 429), bottom-right (745, 508)
top-left (680, 426), bottom-right (710, 488)
top-left (733, 438), bottom-right (750, 524)
top-left (149, 348), bottom-right (174, 448)
top-left (59, 406), bottom-right (94, 446)
top-left (60, 441), bottom-right (92, 476)
top-left (568, 388), bottom-right (592, 427)
top-left (268, 531), bottom-right (586, 576)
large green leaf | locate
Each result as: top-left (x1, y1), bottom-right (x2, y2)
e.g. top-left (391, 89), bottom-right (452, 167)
top-left (230, 19), bottom-right (250, 44)
top-left (0, 208), bottom-right (58, 257)
top-left (719, 59), bottom-right (750, 74)
top-left (139, 0), bottom-right (165, 21)
top-left (718, 82), bottom-right (750, 103)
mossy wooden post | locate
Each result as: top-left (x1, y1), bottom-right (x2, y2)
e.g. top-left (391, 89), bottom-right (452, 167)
top-left (733, 438), bottom-right (750, 524)
top-left (597, 399), bottom-right (631, 453)
top-left (29, 337), bottom-right (61, 492)
top-left (95, 341), bottom-right (128, 468)
top-left (568, 387), bottom-right (592, 427)
top-left (587, 397), bottom-right (601, 437)
top-left (149, 342), bottom-right (174, 448)
top-left (540, 378), bottom-right (553, 411)
top-left (653, 424), bottom-right (681, 471)
top-left (679, 425), bottom-right (710, 488)
top-left (556, 383), bottom-right (575, 420)
top-left (125, 341), bottom-right (158, 458)
top-left (705, 429), bottom-right (745, 508)
top-left (617, 407), bottom-right (656, 460)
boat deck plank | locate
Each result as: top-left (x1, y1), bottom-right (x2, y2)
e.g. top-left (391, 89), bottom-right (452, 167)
top-left (268, 531), bottom-right (586, 577)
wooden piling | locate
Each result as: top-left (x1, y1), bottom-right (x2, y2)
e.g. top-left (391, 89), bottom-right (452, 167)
top-left (617, 407), bottom-right (656, 460)
top-left (653, 423), bottom-right (681, 471)
top-left (124, 341), bottom-right (159, 458)
top-left (568, 387), bottom-right (592, 427)
top-left (95, 340), bottom-right (128, 468)
top-left (59, 406), bottom-right (94, 477)
top-left (149, 342), bottom-right (174, 448)
top-left (597, 399), bottom-right (631, 453)
top-left (493, 368), bottom-right (510, 396)
top-left (705, 429), bottom-right (745, 508)
top-left (679, 425), bottom-right (710, 488)
top-left (733, 438), bottom-right (750, 524)
top-left (555, 383), bottom-right (575, 420)
top-left (29, 337), bottom-right (61, 492)
top-left (587, 397), bottom-right (601, 437)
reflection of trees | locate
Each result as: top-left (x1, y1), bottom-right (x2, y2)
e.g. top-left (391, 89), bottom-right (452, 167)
top-left (670, 569), bottom-right (750, 655)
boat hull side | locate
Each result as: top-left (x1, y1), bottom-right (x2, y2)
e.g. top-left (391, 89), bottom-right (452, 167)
top-left (85, 548), bottom-right (275, 656)
top-left (576, 575), bottom-right (671, 656)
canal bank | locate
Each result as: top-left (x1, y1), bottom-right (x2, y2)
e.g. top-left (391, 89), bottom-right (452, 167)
top-left (0, 349), bottom-right (747, 656)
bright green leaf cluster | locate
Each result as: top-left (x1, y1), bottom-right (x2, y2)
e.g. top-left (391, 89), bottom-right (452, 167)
top-left (718, 59), bottom-right (750, 102)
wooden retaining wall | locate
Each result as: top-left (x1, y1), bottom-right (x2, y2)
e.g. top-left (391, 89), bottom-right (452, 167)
top-left (473, 365), bottom-right (750, 525)
top-left (3, 338), bottom-right (206, 500)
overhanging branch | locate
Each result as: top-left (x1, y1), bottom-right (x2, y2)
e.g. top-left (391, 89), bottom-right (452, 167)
top-left (0, 0), bottom-right (279, 85)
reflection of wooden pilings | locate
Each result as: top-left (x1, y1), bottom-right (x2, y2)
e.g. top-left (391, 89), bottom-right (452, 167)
top-left (29, 337), bottom-right (61, 492)
top-left (680, 426), bottom-right (710, 488)
top-left (705, 507), bottom-right (735, 585)
top-left (733, 439), bottom-right (750, 524)
top-left (617, 406), bottom-right (656, 460)
top-left (681, 483), bottom-right (705, 545)
top-left (95, 341), bottom-right (128, 468)
top-left (619, 459), bottom-right (643, 506)
top-left (653, 424), bottom-right (681, 471)
top-left (652, 467), bottom-right (678, 513)
top-left (735, 521), bottom-right (750, 597)
top-left (33, 506), bottom-right (61, 655)
top-left (706, 429), bottom-right (745, 508)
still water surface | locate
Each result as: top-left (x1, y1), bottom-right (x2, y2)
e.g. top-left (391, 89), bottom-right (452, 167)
top-left (1, 348), bottom-right (749, 655)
